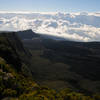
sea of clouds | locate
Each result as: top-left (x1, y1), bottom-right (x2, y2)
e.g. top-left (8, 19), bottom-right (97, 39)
top-left (0, 11), bottom-right (100, 42)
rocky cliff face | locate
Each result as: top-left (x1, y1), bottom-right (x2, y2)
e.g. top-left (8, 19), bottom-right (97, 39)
top-left (0, 32), bottom-right (32, 73)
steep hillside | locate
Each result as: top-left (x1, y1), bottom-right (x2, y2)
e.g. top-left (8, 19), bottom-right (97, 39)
top-left (0, 31), bottom-right (100, 100)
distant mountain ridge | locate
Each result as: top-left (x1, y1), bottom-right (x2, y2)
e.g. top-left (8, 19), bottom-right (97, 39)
top-left (17, 29), bottom-right (71, 41)
top-left (1, 12), bottom-right (100, 41)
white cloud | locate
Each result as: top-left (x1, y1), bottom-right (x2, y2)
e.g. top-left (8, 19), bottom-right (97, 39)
top-left (0, 11), bottom-right (100, 42)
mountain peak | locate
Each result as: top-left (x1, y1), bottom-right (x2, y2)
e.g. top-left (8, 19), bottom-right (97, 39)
top-left (22, 29), bottom-right (33, 32)
top-left (17, 29), bottom-right (40, 40)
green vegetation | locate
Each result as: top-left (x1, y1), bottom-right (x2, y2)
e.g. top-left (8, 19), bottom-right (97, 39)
top-left (0, 32), bottom-right (100, 100)
top-left (0, 58), bottom-right (98, 100)
top-left (0, 57), bottom-right (39, 99)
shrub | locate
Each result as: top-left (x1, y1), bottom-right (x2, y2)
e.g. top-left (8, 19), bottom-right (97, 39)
top-left (2, 89), bottom-right (17, 97)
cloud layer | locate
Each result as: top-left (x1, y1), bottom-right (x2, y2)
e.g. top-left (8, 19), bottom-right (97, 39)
top-left (0, 11), bottom-right (100, 42)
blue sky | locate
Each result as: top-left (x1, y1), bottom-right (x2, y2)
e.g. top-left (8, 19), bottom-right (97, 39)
top-left (0, 0), bottom-right (100, 12)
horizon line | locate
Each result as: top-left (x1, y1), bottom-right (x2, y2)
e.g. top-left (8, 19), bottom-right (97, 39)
top-left (0, 10), bottom-right (100, 14)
